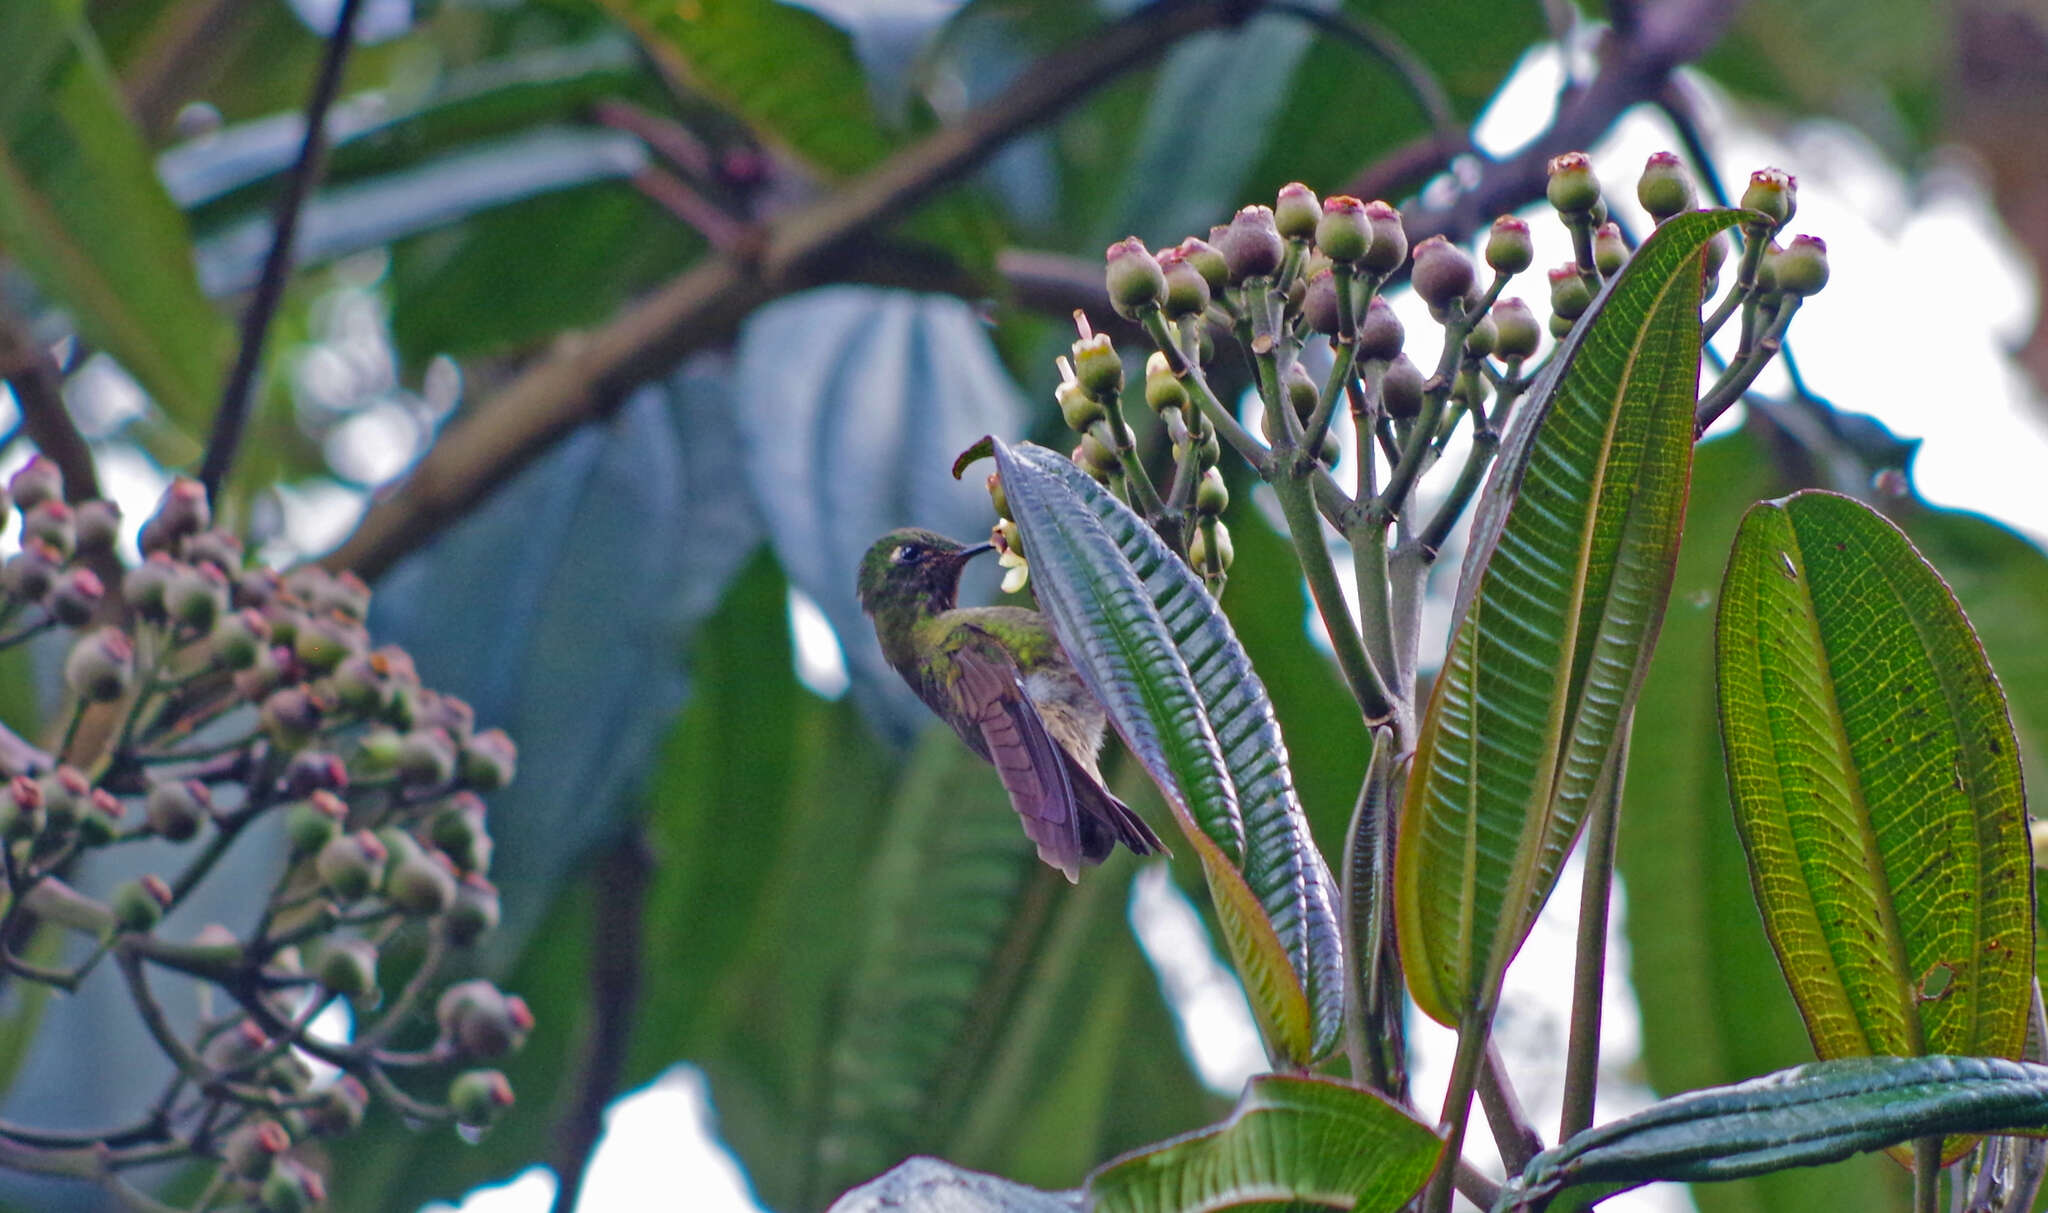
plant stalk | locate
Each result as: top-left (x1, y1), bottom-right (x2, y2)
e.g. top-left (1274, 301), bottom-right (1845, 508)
top-left (1560, 722), bottom-right (1629, 1140)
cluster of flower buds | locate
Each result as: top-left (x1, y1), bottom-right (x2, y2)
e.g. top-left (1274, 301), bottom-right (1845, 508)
top-left (0, 458), bottom-right (527, 1206)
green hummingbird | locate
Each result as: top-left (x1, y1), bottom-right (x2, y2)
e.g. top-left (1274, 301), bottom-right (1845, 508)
top-left (856, 527), bottom-right (1166, 881)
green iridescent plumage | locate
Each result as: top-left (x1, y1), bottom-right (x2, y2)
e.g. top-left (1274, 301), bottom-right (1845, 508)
top-left (857, 527), bottom-right (1165, 880)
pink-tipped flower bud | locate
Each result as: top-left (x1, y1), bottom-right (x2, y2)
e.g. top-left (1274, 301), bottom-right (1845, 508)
top-left (65, 627), bottom-right (134, 702)
top-left (438, 980), bottom-right (534, 1059)
top-left (1302, 268), bottom-right (1341, 336)
top-left (1358, 201), bottom-right (1408, 274)
top-left (1381, 354), bottom-right (1425, 420)
top-left (1194, 467), bottom-right (1229, 518)
top-left (1315, 195), bottom-right (1372, 264)
top-left (3, 540), bottom-right (60, 603)
top-left (387, 848), bottom-right (458, 917)
top-left (1143, 352), bottom-right (1189, 414)
top-left (315, 830), bottom-right (388, 903)
top-left (221, 1118), bottom-right (292, 1181)
top-left (122, 553), bottom-right (178, 622)
top-left (305, 1076), bottom-right (369, 1138)
top-left (284, 751), bottom-right (348, 798)
top-left (211, 609), bottom-right (271, 671)
top-left (261, 685), bottom-right (324, 750)
top-left (460, 729), bottom-right (517, 791)
top-left (1275, 182), bottom-right (1321, 241)
top-left (1491, 298), bottom-right (1541, 360)
top-left (1155, 246), bottom-right (1213, 320)
top-left (1740, 167), bottom-right (1796, 228)
top-left (112, 874), bottom-right (173, 932)
top-left (71, 499), bottom-right (119, 554)
top-left (314, 936), bottom-right (379, 1001)
top-left (397, 728), bottom-right (459, 789)
top-left (1773, 233), bottom-right (1829, 296)
top-left (449, 1069), bottom-right (515, 1133)
top-left (145, 778), bottom-right (211, 842)
top-left (430, 793), bottom-right (493, 875)
top-left (165, 562), bottom-right (228, 633)
top-left (1548, 263), bottom-right (1593, 321)
top-left (1637, 151), bottom-right (1696, 223)
top-left (0, 776), bottom-right (42, 840)
top-left (443, 874), bottom-right (502, 947)
top-left (1104, 237), bottom-right (1166, 318)
top-left (48, 567), bottom-right (103, 627)
top-left (1592, 222), bottom-right (1629, 276)
top-left (7, 457), bottom-right (61, 513)
top-left (1217, 205), bottom-right (1284, 284)
top-left (1410, 235), bottom-right (1477, 313)
top-left (1355, 296), bottom-right (1404, 362)
top-left (1485, 215), bottom-right (1534, 275)
top-left (284, 791), bottom-right (346, 857)
top-left (1175, 236), bottom-right (1229, 294)
top-left (1546, 151), bottom-right (1601, 216)
top-left (257, 1158), bottom-right (325, 1213)
top-left (39, 766), bottom-right (88, 834)
top-left (138, 477), bottom-right (210, 556)
top-left (1463, 313), bottom-right (1498, 357)
top-left (23, 500), bottom-right (74, 560)
top-left (1069, 333), bottom-right (1124, 401)
top-left (182, 529), bottom-right (243, 575)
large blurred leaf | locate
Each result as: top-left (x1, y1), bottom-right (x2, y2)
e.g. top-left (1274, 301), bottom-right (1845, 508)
top-left (1502, 1056), bottom-right (2048, 1213)
top-left (989, 437), bottom-right (1344, 1065)
top-left (1618, 425), bottom-right (1908, 1213)
top-left (0, 0), bottom-right (226, 434)
top-left (1715, 490), bottom-right (2032, 1159)
top-left (1087, 1074), bottom-right (1442, 1212)
top-left (1700, 0), bottom-right (1945, 155)
top-left (600, 0), bottom-right (892, 178)
top-left (1396, 210), bottom-right (1740, 1028)
top-left (735, 287), bottom-right (1025, 741)
top-left (369, 360), bottom-right (761, 952)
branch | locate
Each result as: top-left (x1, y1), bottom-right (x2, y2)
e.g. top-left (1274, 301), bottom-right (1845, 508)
top-left (318, 0), bottom-right (1248, 580)
top-left (0, 301), bottom-right (99, 501)
top-left (200, 0), bottom-right (366, 500)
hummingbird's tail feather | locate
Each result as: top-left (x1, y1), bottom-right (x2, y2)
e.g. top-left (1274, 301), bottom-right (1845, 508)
top-left (1067, 764), bottom-right (1167, 861)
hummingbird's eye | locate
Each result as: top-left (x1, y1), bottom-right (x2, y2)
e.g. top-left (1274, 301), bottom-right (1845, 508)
top-left (891, 544), bottom-right (920, 565)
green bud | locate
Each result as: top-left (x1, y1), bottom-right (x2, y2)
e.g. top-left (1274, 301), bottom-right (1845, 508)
top-left (1358, 201), bottom-right (1408, 275)
top-left (7, 456), bottom-right (61, 513)
top-left (1753, 243), bottom-right (1780, 293)
top-left (260, 686), bottom-right (323, 750)
top-left (1410, 235), bottom-right (1476, 313)
top-left (1636, 151), bottom-right (1696, 223)
top-left (294, 613), bottom-right (365, 674)
top-left (22, 500), bottom-right (74, 560)
top-left (1154, 247), bottom-right (1212, 321)
top-left (1302, 268), bottom-right (1341, 336)
top-left (304, 1076), bottom-right (369, 1138)
top-left (1740, 167), bottom-right (1796, 228)
top-left (438, 980), bottom-right (534, 1059)
top-left (257, 1159), bottom-right (325, 1213)
top-left (48, 567), bottom-right (104, 628)
top-left (1174, 237), bottom-right (1229, 295)
top-left (76, 787), bottom-right (123, 847)
top-left (459, 729), bottom-right (517, 791)
top-left (1382, 354), bottom-right (1424, 421)
top-left (1485, 215), bottom-right (1534, 275)
top-left (450, 1069), bottom-right (515, 1133)
top-left (1190, 521), bottom-right (1234, 574)
top-left (1463, 313), bottom-right (1498, 358)
top-left (221, 1118), bottom-right (291, 1181)
top-left (1283, 362), bottom-right (1317, 424)
top-left (985, 474), bottom-right (1011, 523)
top-left (315, 830), bottom-right (388, 903)
top-left (396, 729), bottom-right (459, 788)
top-left (1547, 264), bottom-right (1592, 321)
top-left (1069, 333), bottom-right (1123, 401)
top-left (40, 767), bottom-right (89, 834)
top-left (138, 477), bottom-right (210, 557)
top-left (429, 793), bottom-right (493, 875)
top-left (1702, 229), bottom-right (1730, 281)
top-left (1773, 233), bottom-right (1829, 296)
top-left (211, 609), bottom-right (271, 671)
top-left (1355, 296), bottom-right (1403, 362)
top-left (0, 776), bottom-right (43, 841)
top-left (284, 791), bottom-right (347, 857)
top-left (1194, 467), bottom-right (1229, 518)
top-left (387, 849), bottom-right (458, 917)
top-left (314, 936), bottom-right (380, 1002)
top-left (1217, 205), bottom-right (1284, 284)
top-left (1104, 236), bottom-right (1166, 319)
top-left (145, 778), bottom-right (211, 843)
top-left (1592, 222), bottom-right (1629, 276)
top-left (1315, 195), bottom-right (1372, 264)
top-left (1546, 151), bottom-right (1601, 216)
top-left (1549, 311), bottom-right (1576, 338)
top-left (1142, 352), bottom-right (1188, 414)
top-left (1275, 182), bottom-right (1320, 241)
top-left (65, 627), bottom-right (135, 702)
top-left (4, 541), bottom-right (60, 603)
top-left (72, 500), bottom-right (120, 554)
top-left (443, 875), bottom-right (502, 947)
top-left (182, 529), bottom-right (243, 574)
top-left (1077, 434), bottom-right (1121, 480)
top-left (1491, 297), bottom-right (1540, 360)
top-left (112, 874), bottom-right (172, 932)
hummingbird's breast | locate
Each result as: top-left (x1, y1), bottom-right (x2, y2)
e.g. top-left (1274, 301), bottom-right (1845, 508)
top-left (1022, 666), bottom-right (1109, 769)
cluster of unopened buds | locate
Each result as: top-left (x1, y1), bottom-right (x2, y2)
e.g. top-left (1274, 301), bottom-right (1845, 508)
top-left (0, 456), bottom-right (528, 1210)
top-left (1004, 149), bottom-right (1823, 599)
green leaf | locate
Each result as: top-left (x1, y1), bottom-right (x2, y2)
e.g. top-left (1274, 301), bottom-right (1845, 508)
top-left (1087, 1074), bottom-right (1442, 1212)
top-left (1500, 1056), bottom-right (2048, 1212)
top-left (0, 0), bottom-right (225, 435)
top-left (1714, 490), bottom-right (2033, 1159)
top-left (990, 437), bottom-right (1345, 1064)
top-left (1619, 427), bottom-right (1908, 1213)
top-left (1396, 209), bottom-right (1743, 1027)
top-left (599, 0), bottom-right (893, 178)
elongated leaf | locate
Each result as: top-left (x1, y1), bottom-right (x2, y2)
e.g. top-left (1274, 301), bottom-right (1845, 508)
top-left (1396, 209), bottom-right (1744, 1027)
top-left (0, 0), bottom-right (225, 433)
top-left (1499, 1055), bottom-right (2048, 1212)
top-left (989, 437), bottom-right (1344, 1064)
top-left (1087, 1074), bottom-right (1442, 1212)
top-left (1714, 490), bottom-right (2032, 1160)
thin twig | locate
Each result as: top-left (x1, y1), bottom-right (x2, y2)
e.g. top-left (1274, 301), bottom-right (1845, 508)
top-left (0, 302), bottom-right (100, 502)
top-left (200, 0), bottom-right (366, 500)
top-left (1559, 722), bottom-right (1629, 1140)
top-left (1264, 2), bottom-right (1462, 140)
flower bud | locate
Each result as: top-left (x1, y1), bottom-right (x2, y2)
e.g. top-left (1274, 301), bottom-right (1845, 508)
top-left (48, 567), bottom-right (103, 627)
top-left (1055, 378), bottom-right (1104, 433)
top-left (1753, 243), bottom-right (1780, 294)
top-left (1070, 332), bottom-right (1124, 401)
top-left (212, 609), bottom-right (271, 671)
top-left (1355, 296), bottom-right (1404, 362)
top-left (397, 729), bottom-right (459, 789)
top-left (1410, 236), bottom-right (1477, 313)
top-left (258, 1158), bottom-right (326, 1213)
top-left (285, 751), bottom-right (348, 799)
top-left (1382, 354), bottom-right (1425, 420)
top-left (1314, 195), bottom-right (1372, 264)
top-left (1702, 229), bottom-right (1730, 281)
top-left (1302, 268), bottom-right (1341, 336)
top-left (387, 848), bottom-right (458, 917)
top-left (315, 830), bottom-right (388, 903)
top-left (1194, 467), bottom-right (1229, 518)
top-left (1484, 215), bottom-right (1533, 275)
top-left (295, 612), bottom-right (366, 674)
top-left (1283, 362), bottom-right (1317, 424)
top-left (22, 500), bottom-right (74, 560)
top-left (460, 729), bottom-right (517, 791)
top-left (0, 776), bottom-right (42, 841)
top-left (235, 567), bottom-right (280, 610)
top-left (1189, 521), bottom-right (1233, 574)
top-left (77, 787), bottom-right (122, 846)
top-left (1104, 237), bottom-right (1166, 318)
top-left (1275, 182), bottom-right (1320, 241)
top-left (284, 791), bottom-right (346, 857)
top-left (1174, 237), bottom-right (1229, 295)
top-left (1548, 264), bottom-right (1592, 321)
top-left (1773, 233), bottom-right (1829, 296)
top-left (315, 936), bottom-right (380, 1001)
top-left (72, 500), bottom-right (119, 554)
top-left (1546, 151), bottom-right (1601, 216)
top-left (1358, 201), bottom-right (1408, 274)
top-left (1218, 205), bottom-right (1284, 284)
top-left (1155, 246), bottom-right (1213, 320)
top-left (122, 553), bottom-right (178, 622)
top-left (138, 477), bottom-right (210, 556)
top-left (1592, 222), bottom-right (1629, 276)
top-left (3, 541), bottom-right (60, 603)
top-left (304, 1075), bottom-right (369, 1138)
top-left (1636, 151), bottom-right (1696, 223)
top-left (164, 562), bottom-right (228, 633)
top-left (112, 875), bottom-right (173, 932)
top-left (450, 1069), bottom-right (515, 1133)
top-left (221, 1118), bottom-right (291, 1181)
top-left (181, 528), bottom-right (242, 575)
top-left (1077, 434), bottom-right (1121, 480)
top-left (1143, 352), bottom-right (1189, 413)
top-left (1463, 313), bottom-right (1498, 358)
top-left (8, 456), bottom-right (61, 513)
top-left (39, 767), bottom-right (88, 834)
top-left (438, 980), bottom-right (533, 1059)
top-left (145, 779), bottom-right (211, 842)
top-left (443, 874), bottom-right (502, 947)
top-left (429, 794), bottom-right (493, 875)
top-left (1740, 167), bottom-right (1796, 228)
top-left (65, 627), bottom-right (134, 702)
top-left (1491, 298), bottom-right (1540, 360)
top-left (261, 686), bottom-right (324, 750)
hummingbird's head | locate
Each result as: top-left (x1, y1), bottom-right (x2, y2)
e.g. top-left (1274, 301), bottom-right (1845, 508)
top-left (857, 527), bottom-right (993, 617)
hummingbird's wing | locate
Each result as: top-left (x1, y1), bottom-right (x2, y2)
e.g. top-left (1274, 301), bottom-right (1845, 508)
top-left (940, 636), bottom-right (1093, 882)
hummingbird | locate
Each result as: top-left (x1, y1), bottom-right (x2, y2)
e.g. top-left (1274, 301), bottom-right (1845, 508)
top-left (856, 527), bottom-right (1166, 881)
